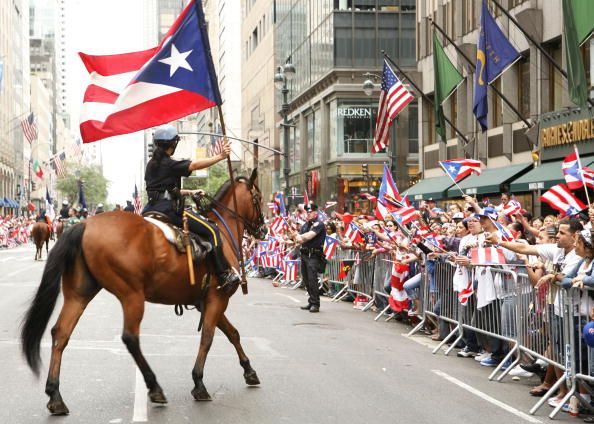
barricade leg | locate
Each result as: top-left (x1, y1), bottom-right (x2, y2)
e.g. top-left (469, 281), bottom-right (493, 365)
top-left (529, 375), bottom-right (567, 415)
top-left (332, 285), bottom-right (349, 301)
top-left (432, 326), bottom-right (458, 355)
top-left (550, 383), bottom-right (575, 419)
top-left (443, 325), bottom-right (464, 356)
top-left (490, 343), bottom-right (519, 381)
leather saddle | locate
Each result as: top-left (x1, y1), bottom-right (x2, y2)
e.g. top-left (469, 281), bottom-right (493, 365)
top-left (142, 211), bottom-right (212, 262)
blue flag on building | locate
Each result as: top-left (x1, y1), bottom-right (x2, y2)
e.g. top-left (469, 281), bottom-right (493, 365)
top-left (78, 180), bottom-right (87, 209)
top-left (473, 1), bottom-right (521, 132)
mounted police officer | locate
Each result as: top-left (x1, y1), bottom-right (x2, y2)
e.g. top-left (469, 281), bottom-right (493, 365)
top-left (95, 203), bottom-right (105, 215)
top-left (290, 203), bottom-right (326, 312)
top-left (142, 124), bottom-right (240, 290)
top-left (59, 200), bottom-right (69, 219)
top-left (123, 200), bottom-right (135, 212)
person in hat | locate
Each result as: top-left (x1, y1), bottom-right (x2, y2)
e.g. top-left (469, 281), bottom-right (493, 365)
top-left (142, 124), bottom-right (240, 291)
top-left (59, 199), bottom-right (70, 220)
top-left (123, 200), bottom-right (135, 213)
top-left (95, 203), bottom-right (105, 215)
top-left (288, 203), bottom-right (327, 312)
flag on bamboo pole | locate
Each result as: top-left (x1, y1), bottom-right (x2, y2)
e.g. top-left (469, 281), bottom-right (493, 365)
top-left (563, 0), bottom-right (589, 107)
top-left (473, 1), bottom-right (521, 132)
top-left (433, 31), bottom-right (464, 141)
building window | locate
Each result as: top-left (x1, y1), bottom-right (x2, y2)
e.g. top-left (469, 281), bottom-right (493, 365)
top-left (491, 78), bottom-right (502, 127)
top-left (251, 27), bottom-right (258, 52)
top-left (462, 0), bottom-right (476, 35)
top-left (336, 101), bottom-right (379, 156)
top-left (517, 54), bottom-right (530, 119)
top-left (306, 111), bottom-right (315, 165)
top-left (408, 102), bottom-right (419, 154)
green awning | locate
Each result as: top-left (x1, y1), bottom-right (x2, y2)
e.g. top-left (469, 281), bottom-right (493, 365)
top-left (446, 163), bottom-right (532, 197)
top-left (405, 175), bottom-right (455, 200)
top-left (510, 156), bottom-right (594, 192)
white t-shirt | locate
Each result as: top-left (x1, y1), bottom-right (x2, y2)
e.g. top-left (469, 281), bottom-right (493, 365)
top-left (536, 244), bottom-right (581, 274)
top-left (573, 260), bottom-right (594, 316)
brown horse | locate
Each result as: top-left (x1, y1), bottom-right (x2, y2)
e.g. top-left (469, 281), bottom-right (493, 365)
top-left (31, 221), bottom-right (50, 261)
top-left (55, 220), bottom-right (64, 240)
top-left (21, 171), bottom-right (266, 415)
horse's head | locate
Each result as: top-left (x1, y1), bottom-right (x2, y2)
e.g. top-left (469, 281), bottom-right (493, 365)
top-left (240, 169), bottom-right (267, 240)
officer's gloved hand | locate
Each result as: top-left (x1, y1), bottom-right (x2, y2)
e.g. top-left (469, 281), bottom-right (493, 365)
top-left (191, 190), bottom-right (206, 207)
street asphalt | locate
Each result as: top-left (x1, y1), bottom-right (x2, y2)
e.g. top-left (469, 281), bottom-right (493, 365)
top-left (0, 242), bottom-right (580, 423)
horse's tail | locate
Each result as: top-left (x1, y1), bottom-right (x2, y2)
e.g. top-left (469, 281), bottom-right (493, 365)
top-left (21, 223), bottom-right (86, 375)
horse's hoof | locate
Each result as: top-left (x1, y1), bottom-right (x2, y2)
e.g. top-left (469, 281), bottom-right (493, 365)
top-left (191, 387), bottom-right (212, 401)
top-left (148, 389), bottom-right (168, 404)
top-left (244, 370), bottom-right (261, 386)
top-left (47, 399), bottom-right (69, 415)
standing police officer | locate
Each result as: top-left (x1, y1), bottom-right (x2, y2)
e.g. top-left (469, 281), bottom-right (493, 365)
top-left (289, 203), bottom-right (326, 312)
top-left (143, 124), bottom-right (240, 290)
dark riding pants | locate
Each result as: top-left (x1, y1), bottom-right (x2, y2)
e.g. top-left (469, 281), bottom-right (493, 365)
top-left (143, 201), bottom-right (230, 276)
top-left (301, 254), bottom-right (321, 307)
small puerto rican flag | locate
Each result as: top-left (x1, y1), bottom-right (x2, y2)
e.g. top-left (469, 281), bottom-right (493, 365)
top-left (470, 247), bottom-right (506, 265)
top-left (323, 235), bottom-right (339, 260)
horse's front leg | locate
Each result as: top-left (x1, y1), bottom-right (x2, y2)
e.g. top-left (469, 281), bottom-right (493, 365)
top-left (191, 294), bottom-right (226, 401)
top-left (217, 314), bottom-right (260, 386)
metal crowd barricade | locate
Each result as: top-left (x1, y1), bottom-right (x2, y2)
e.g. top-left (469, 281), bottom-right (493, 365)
top-left (327, 248), bottom-right (354, 300)
top-left (426, 261), bottom-right (463, 355)
top-left (331, 250), bottom-right (375, 305)
top-left (408, 260), bottom-right (439, 337)
top-left (371, 253), bottom-right (392, 320)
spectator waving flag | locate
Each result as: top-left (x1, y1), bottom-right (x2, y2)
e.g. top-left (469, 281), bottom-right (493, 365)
top-left (372, 59), bottom-right (414, 153)
top-left (21, 112), bottom-right (38, 143)
top-left (490, 217), bottom-right (514, 241)
top-left (79, 0), bottom-right (221, 143)
top-left (323, 235), bottom-right (339, 260)
top-left (133, 184), bottom-right (142, 214)
top-left (439, 159), bottom-right (482, 182)
top-left (344, 222), bottom-right (363, 244)
top-left (390, 207), bottom-right (418, 225)
top-left (540, 184), bottom-right (586, 216)
top-left (562, 151), bottom-right (585, 190)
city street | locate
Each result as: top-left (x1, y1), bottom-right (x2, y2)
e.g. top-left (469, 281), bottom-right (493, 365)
top-left (0, 243), bottom-right (577, 424)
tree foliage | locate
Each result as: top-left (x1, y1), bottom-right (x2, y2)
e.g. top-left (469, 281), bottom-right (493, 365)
top-left (56, 162), bottom-right (109, 208)
top-left (182, 163), bottom-right (230, 195)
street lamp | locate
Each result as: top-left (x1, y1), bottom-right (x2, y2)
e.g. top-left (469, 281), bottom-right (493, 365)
top-left (274, 59), bottom-right (296, 197)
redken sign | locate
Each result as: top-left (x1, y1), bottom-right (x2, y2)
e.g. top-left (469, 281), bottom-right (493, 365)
top-left (338, 107), bottom-right (372, 118)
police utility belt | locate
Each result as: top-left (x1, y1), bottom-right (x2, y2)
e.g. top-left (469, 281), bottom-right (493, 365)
top-left (300, 247), bottom-right (323, 257)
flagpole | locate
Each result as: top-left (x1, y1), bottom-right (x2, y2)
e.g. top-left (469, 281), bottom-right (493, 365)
top-left (429, 18), bottom-right (532, 129)
top-left (382, 52), bottom-right (471, 145)
top-left (217, 104), bottom-right (248, 295)
top-left (491, 0), bottom-right (594, 107)
top-left (574, 145), bottom-right (592, 206)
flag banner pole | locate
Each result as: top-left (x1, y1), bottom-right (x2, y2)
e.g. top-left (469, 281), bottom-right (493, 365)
top-left (217, 104), bottom-right (248, 295)
top-left (575, 145), bottom-right (592, 206)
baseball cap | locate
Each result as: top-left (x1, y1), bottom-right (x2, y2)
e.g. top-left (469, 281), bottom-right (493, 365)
top-left (452, 212), bottom-right (464, 220)
top-left (474, 206), bottom-right (498, 220)
top-left (583, 321), bottom-right (594, 347)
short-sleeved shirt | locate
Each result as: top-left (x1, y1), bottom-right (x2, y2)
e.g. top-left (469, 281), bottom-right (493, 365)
top-left (145, 156), bottom-right (192, 193)
top-left (300, 219), bottom-right (326, 249)
top-left (536, 244), bottom-right (581, 274)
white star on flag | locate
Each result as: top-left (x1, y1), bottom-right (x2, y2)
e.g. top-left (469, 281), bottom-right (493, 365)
top-left (158, 44), bottom-right (193, 77)
top-left (449, 166), bottom-right (456, 172)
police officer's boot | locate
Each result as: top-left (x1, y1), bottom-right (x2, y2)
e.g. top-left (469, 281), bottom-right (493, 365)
top-left (217, 267), bottom-right (241, 296)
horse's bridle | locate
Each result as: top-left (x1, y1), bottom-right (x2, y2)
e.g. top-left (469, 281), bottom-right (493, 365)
top-left (203, 181), bottom-right (266, 239)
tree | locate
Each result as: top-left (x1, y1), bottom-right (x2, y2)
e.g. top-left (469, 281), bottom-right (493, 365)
top-left (56, 162), bottom-right (109, 208)
top-left (182, 163), bottom-right (230, 195)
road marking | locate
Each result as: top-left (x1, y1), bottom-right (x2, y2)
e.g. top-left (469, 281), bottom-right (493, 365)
top-left (431, 370), bottom-right (542, 423)
top-left (132, 368), bottom-right (148, 422)
top-left (274, 293), bottom-right (301, 303)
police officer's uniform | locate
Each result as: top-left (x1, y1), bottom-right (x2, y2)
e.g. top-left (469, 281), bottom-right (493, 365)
top-left (123, 201), bottom-right (135, 212)
top-left (142, 124), bottom-right (238, 288)
top-left (59, 203), bottom-right (69, 219)
top-left (298, 206), bottom-right (326, 311)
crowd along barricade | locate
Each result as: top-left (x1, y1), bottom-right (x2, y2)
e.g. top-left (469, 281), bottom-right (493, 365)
top-left (327, 248), bottom-right (355, 301)
top-left (408, 259), bottom-right (440, 337)
top-left (347, 251), bottom-right (375, 308)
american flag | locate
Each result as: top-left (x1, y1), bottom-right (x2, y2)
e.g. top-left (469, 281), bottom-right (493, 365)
top-left (21, 112), bottom-right (38, 143)
top-left (209, 123), bottom-right (224, 156)
top-left (133, 184), bottom-right (142, 215)
top-left (470, 247), bottom-right (507, 265)
top-left (52, 152), bottom-right (67, 177)
top-left (372, 59), bottom-right (414, 153)
top-left (72, 138), bottom-right (83, 161)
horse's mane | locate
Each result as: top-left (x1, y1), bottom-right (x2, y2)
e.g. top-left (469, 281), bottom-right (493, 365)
top-left (204, 176), bottom-right (251, 211)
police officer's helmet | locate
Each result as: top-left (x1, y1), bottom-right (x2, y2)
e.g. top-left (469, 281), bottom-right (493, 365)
top-left (62, 200), bottom-right (69, 206)
top-left (97, 203), bottom-right (104, 208)
top-left (153, 125), bottom-right (180, 148)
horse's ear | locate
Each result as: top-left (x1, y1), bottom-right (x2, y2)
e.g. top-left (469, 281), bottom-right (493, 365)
top-left (249, 168), bottom-right (258, 186)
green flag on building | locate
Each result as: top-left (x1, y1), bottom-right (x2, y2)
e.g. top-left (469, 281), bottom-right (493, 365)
top-left (571, 0), bottom-right (594, 45)
top-left (433, 31), bottom-right (464, 141)
top-left (563, 0), bottom-right (588, 107)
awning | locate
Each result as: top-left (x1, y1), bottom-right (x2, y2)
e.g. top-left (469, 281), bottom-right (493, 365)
top-left (510, 157), bottom-right (594, 192)
top-left (0, 198), bottom-right (4, 207)
top-left (405, 175), bottom-right (455, 201)
top-left (11, 198), bottom-right (19, 208)
top-left (4, 198), bottom-right (18, 208)
top-left (446, 163), bottom-right (532, 197)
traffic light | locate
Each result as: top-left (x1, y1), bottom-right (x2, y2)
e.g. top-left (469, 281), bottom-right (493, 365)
top-left (147, 141), bottom-right (154, 158)
top-left (362, 163), bottom-right (368, 176)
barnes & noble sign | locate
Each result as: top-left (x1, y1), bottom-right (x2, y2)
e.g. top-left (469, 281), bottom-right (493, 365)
top-left (541, 117), bottom-right (594, 148)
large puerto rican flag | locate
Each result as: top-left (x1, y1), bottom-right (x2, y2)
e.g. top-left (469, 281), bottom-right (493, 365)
top-left (79, 1), bottom-right (222, 143)
top-left (540, 184), bottom-right (586, 216)
top-left (439, 159), bottom-right (482, 182)
top-left (375, 164), bottom-right (402, 220)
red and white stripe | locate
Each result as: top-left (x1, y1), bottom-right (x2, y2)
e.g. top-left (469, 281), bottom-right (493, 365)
top-left (388, 262), bottom-right (410, 312)
top-left (540, 183), bottom-right (587, 216)
top-left (391, 206), bottom-right (418, 225)
top-left (470, 247), bottom-right (506, 265)
top-left (502, 199), bottom-right (521, 217)
top-left (581, 167), bottom-right (594, 189)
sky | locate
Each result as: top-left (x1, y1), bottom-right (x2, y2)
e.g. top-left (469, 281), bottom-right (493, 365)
top-left (68, 0), bottom-right (148, 204)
